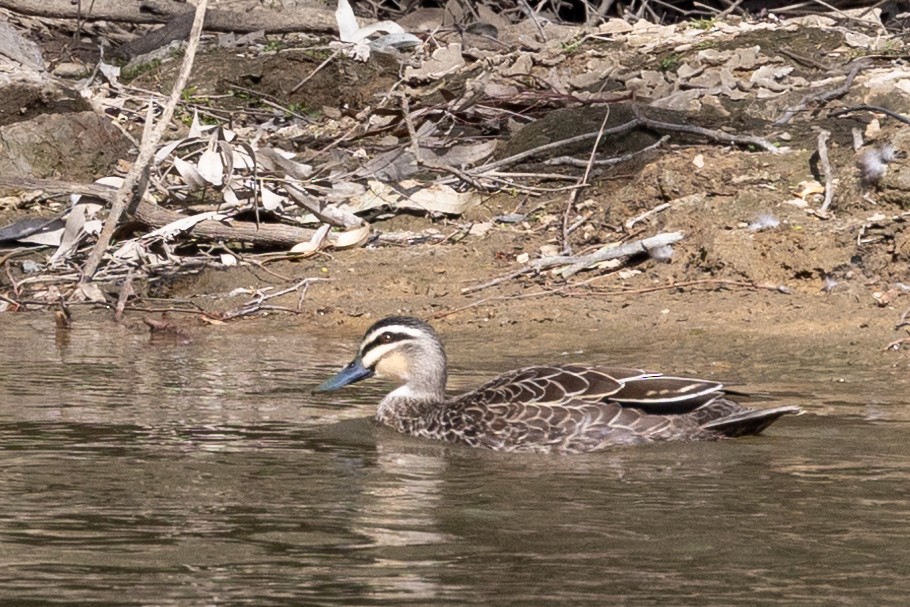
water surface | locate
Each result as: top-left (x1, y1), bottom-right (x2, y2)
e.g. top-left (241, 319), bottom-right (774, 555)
top-left (1, 316), bottom-right (909, 606)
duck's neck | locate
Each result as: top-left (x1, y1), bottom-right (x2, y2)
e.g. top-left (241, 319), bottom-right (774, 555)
top-left (376, 383), bottom-right (446, 430)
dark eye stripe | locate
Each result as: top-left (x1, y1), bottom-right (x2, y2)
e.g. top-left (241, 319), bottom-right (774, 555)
top-left (360, 331), bottom-right (412, 360)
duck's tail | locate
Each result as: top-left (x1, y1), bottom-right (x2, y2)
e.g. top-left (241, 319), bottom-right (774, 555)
top-left (701, 405), bottom-right (803, 438)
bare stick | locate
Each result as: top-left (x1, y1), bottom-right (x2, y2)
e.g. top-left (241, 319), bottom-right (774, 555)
top-left (399, 94), bottom-right (422, 163)
top-left (562, 108), bottom-right (611, 254)
top-left (290, 48), bottom-right (341, 94)
top-left (520, 0), bottom-right (548, 42)
top-left (831, 104), bottom-right (910, 126)
top-left (533, 231), bottom-right (679, 268)
top-left (632, 107), bottom-right (780, 153)
top-left (460, 266), bottom-right (534, 295)
top-left (625, 202), bottom-right (670, 230)
top-left (561, 278), bottom-right (790, 297)
top-left (461, 231), bottom-right (685, 294)
top-left (81, 0), bottom-right (209, 280)
top-left (895, 306), bottom-right (910, 330)
top-left (816, 129), bottom-right (835, 215)
top-left (774, 61), bottom-right (867, 126)
top-left (552, 231), bottom-right (684, 278)
top-left (473, 120), bottom-right (639, 173)
top-left (885, 335), bottom-right (910, 351)
top-left (545, 135), bottom-right (669, 167)
top-left (114, 270), bottom-right (135, 322)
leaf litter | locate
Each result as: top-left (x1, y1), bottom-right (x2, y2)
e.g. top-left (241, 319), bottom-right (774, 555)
top-left (1, 0), bottom-right (910, 332)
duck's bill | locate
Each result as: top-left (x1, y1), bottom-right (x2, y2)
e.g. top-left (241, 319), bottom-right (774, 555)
top-left (315, 357), bottom-right (374, 392)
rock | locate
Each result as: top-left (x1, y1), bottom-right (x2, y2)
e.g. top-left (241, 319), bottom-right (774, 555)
top-left (0, 112), bottom-right (131, 181)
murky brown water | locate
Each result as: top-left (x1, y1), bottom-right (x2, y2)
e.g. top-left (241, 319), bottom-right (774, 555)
top-left (1, 315), bottom-right (909, 606)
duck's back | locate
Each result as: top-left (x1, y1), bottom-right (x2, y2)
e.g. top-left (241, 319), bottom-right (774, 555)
top-left (412, 365), bottom-right (798, 453)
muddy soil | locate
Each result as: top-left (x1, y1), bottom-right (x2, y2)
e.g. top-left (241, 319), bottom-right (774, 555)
top-left (131, 41), bottom-right (909, 348)
top-left (4, 19), bottom-right (910, 359)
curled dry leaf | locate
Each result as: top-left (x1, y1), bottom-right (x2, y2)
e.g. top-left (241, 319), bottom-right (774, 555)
top-left (329, 222), bottom-right (371, 249)
top-left (257, 147), bottom-right (313, 180)
top-left (290, 223), bottom-right (332, 255)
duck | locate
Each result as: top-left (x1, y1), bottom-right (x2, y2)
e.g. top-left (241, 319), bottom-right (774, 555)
top-left (315, 316), bottom-right (802, 453)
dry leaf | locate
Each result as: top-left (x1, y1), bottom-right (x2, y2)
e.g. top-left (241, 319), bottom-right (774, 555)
top-left (290, 223), bottom-right (332, 255)
top-left (404, 43), bottom-right (465, 81)
top-left (329, 223), bottom-right (371, 249)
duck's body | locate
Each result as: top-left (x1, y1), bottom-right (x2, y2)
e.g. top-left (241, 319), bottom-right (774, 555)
top-left (316, 316), bottom-right (801, 454)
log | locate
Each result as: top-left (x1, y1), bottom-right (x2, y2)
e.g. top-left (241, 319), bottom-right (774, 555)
top-left (0, 0), bottom-right (337, 33)
top-left (0, 176), bottom-right (317, 248)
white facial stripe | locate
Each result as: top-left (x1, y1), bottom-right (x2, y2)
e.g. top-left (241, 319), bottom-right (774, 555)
top-left (361, 341), bottom-right (405, 369)
top-left (361, 325), bottom-right (425, 352)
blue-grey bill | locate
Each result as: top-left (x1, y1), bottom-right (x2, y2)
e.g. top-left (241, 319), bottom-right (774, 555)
top-left (315, 357), bottom-right (374, 393)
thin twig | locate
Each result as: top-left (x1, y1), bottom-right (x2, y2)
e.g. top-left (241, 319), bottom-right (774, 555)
top-left (895, 306), bottom-right (910, 331)
top-left (885, 335), bottom-right (910, 351)
top-left (545, 135), bottom-right (669, 168)
top-left (632, 106), bottom-right (780, 153)
top-left (816, 129), bottom-right (835, 215)
top-left (774, 60), bottom-right (868, 126)
top-left (290, 47), bottom-right (341, 94)
top-left (625, 202), bottom-right (671, 231)
top-left (114, 269), bottom-right (135, 322)
top-left (561, 278), bottom-right (790, 297)
top-left (4, 262), bottom-right (21, 298)
top-left (399, 94), bottom-right (422, 163)
top-left (473, 120), bottom-right (640, 173)
top-left (831, 104), bottom-right (910, 126)
top-left (562, 108), bottom-right (611, 254)
top-left (778, 48), bottom-right (831, 71)
top-left (520, 0), bottom-right (548, 42)
top-left (461, 266), bottom-right (534, 295)
top-left (220, 277), bottom-right (328, 320)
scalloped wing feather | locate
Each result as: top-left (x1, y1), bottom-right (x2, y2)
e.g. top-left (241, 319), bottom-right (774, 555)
top-left (462, 365), bottom-right (652, 409)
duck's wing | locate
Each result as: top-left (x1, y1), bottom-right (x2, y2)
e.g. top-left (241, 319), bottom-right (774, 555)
top-left (607, 374), bottom-right (727, 415)
top-left (462, 365), bottom-right (650, 408)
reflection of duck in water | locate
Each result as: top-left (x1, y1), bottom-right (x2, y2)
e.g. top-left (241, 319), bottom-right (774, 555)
top-left (316, 316), bottom-right (801, 454)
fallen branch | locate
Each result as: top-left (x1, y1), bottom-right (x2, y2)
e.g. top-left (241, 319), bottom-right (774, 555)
top-left (461, 231), bottom-right (685, 293)
top-left (0, 0), bottom-right (336, 33)
top-left (560, 278), bottom-right (792, 297)
top-left (0, 177), bottom-right (319, 248)
top-left (544, 135), bottom-right (669, 168)
top-left (625, 202), bottom-right (670, 231)
top-left (441, 278), bottom-right (788, 320)
top-left (536, 231), bottom-right (684, 279)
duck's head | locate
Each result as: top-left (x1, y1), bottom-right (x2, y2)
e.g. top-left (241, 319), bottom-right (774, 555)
top-left (315, 316), bottom-right (448, 400)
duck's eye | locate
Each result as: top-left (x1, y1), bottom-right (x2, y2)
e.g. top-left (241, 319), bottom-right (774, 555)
top-left (380, 333), bottom-right (393, 344)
